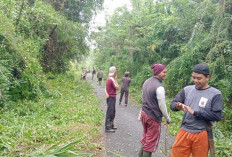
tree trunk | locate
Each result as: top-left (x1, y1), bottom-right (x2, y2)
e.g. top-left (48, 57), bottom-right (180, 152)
top-left (16, 0), bottom-right (25, 26)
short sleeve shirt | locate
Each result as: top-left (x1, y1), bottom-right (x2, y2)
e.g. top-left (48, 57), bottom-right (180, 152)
top-left (106, 77), bottom-right (117, 97)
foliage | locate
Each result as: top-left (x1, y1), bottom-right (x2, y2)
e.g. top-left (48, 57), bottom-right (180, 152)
top-left (0, 0), bottom-right (102, 105)
top-left (45, 0), bottom-right (104, 24)
top-left (0, 2), bottom-right (44, 104)
top-left (0, 1), bottom-right (104, 155)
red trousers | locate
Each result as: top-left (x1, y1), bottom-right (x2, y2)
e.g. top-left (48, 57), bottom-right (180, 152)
top-left (171, 129), bottom-right (209, 157)
top-left (140, 111), bottom-right (161, 152)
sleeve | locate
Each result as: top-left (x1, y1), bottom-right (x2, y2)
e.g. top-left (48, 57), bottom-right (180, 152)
top-left (193, 94), bottom-right (223, 121)
top-left (110, 79), bottom-right (115, 88)
top-left (109, 77), bottom-right (117, 89)
top-left (157, 86), bottom-right (171, 122)
top-left (170, 89), bottom-right (185, 111)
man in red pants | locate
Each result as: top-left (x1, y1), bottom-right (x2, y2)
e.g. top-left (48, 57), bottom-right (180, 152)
top-left (138, 63), bottom-right (171, 157)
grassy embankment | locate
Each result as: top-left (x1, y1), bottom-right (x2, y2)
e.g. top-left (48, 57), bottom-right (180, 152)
top-left (0, 72), bottom-right (104, 156)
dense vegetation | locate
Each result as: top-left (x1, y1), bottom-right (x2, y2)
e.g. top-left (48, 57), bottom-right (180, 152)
top-left (90, 0), bottom-right (232, 156)
top-left (1, 0), bottom-right (231, 156)
top-left (0, 0), bottom-right (104, 156)
top-left (0, 0), bottom-right (104, 107)
top-left (0, 69), bottom-right (103, 156)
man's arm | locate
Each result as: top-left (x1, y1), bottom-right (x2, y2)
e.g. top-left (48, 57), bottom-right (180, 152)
top-left (170, 89), bottom-right (185, 111)
top-left (105, 87), bottom-right (109, 98)
top-left (114, 80), bottom-right (120, 90)
top-left (114, 75), bottom-right (120, 90)
top-left (185, 94), bottom-right (223, 121)
top-left (157, 87), bottom-right (171, 123)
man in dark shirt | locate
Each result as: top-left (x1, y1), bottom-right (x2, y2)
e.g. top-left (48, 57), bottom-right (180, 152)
top-left (170, 64), bottom-right (223, 157)
top-left (119, 71), bottom-right (131, 107)
top-left (92, 67), bottom-right (96, 80)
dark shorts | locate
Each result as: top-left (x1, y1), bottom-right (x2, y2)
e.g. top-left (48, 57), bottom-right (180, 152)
top-left (98, 78), bottom-right (102, 81)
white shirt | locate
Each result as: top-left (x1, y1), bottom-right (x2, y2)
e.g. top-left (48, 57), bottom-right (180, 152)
top-left (156, 86), bottom-right (171, 123)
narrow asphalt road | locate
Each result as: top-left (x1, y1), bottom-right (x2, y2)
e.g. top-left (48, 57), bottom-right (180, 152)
top-left (87, 74), bottom-right (175, 157)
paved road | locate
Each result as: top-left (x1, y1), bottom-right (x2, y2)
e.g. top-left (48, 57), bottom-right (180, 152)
top-left (87, 75), bottom-right (175, 157)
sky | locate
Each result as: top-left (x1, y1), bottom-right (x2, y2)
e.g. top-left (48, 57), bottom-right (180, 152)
top-left (89, 0), bottom-right (132, 30)
top-left (87, 0), bottom-right (132, 49)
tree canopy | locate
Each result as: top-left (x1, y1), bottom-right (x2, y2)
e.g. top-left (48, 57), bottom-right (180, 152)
top-left (0, 0), bottom-right (102, 104)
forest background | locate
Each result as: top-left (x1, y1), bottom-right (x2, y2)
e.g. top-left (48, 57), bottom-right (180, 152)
top-left (0, 0), bottom-right (231, 156)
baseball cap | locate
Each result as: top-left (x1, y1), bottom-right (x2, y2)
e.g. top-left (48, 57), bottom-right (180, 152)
top-left (193, 64), bottom-right (210, 75)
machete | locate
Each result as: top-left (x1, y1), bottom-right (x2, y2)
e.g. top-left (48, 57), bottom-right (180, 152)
top-left (206, 123), bottom-right (215, 157)
top-left (164, 124), bottom-right (169, 157)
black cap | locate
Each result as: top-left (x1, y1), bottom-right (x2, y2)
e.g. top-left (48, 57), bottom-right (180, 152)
top-left (193, 64), bottom-right (210, 75)
top-left (125, 71), bottom-right (130, 77)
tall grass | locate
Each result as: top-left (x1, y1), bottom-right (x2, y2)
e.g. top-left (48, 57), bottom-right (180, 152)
top-left (0, 73), bottom-right (104, 156)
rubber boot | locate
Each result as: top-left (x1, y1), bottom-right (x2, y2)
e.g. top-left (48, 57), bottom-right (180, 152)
top-left (143, 150), bottom-right (152, 157)
top-left (105, 119), bottom-right (115, 132)
top-left (112, 120), bottom-right (117, 130)
top-left (138, 145), bottom-right (143, 157)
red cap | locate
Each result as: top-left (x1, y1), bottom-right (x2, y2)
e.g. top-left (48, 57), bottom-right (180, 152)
top-left (151, 64), bottom-right (166, 76)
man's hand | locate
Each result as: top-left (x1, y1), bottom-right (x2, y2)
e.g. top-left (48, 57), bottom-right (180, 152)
top-left (114, 75), bottom-right (120, 90)
top-left (105, 88), bottom-right (109, 98)
top-left (184, 105), bottom-right (194, 115)
top-left (175, 102), bottom-right (185, 111)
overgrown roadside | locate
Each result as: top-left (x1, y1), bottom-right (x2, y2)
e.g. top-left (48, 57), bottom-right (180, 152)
top-left (0, 72), bottom-right (104, 156)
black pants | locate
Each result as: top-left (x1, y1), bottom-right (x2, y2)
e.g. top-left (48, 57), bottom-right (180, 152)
top-left (92, 73), bottom-right (95, 80)
top-left (98, 78), bottom-right (102, 85)
top-left (105, 97), bottom-right (116, 130)
top-left (119, 88), bottom-right (129, 104)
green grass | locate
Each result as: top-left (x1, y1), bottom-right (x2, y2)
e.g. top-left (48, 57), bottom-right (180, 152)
top-left (0, 74), bottom-right (104, 156)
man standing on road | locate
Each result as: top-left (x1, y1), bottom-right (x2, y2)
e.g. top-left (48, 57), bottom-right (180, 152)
top-left (92, 67), bottom-right (96, 80)
top-left (119, 71), bottom-right (131, 107)
top-left (105, 66), bottom-right (120, 132)
top-left (170, 64), bottom-right (223, 157)
top-left (138, 64), bottom-right (171, 157)
top-left (97, 68), bottom-right (104, 85)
